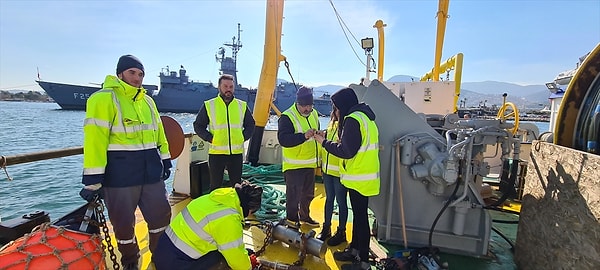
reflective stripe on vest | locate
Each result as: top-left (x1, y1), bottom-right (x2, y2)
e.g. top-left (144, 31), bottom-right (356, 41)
top-left (167, 207), bottom-right (242, 259)
top-left (83, 90), bottom-right (164, 175)
top-left (321, 120), bottom-right (341, 177)
top-left (281, 105), bottom-right (320, 172)
top-left (205, 97), bottom-right (246, 155)
top-left (340, 111), bottom-right (380, 196)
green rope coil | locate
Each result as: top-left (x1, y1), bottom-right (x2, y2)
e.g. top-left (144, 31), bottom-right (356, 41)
top-left (241, 164), bottom-right (287, 221)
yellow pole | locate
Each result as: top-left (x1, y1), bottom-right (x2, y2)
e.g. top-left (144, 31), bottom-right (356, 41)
top-left (433, 0), bottom-right (450, 82)
top-left (453, 53), bottom-right (463, 112)
top-left (373, 20), bottom-right (387, 82)
top-left (247, 0), bottom-right (285, 165)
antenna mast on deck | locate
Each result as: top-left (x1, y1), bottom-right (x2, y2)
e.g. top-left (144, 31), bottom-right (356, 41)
top-left (217, 23), bottom-right (243, 84)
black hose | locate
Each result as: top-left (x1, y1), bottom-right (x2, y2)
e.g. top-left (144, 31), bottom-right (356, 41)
top-left (428, 166), bottom-right (462, 253)
top-left (492, 219), bottom-right (519, 224)
top-left (492, 226), bottom-right (515, 252)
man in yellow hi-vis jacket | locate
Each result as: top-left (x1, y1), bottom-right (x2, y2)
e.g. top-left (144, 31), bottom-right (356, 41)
top-left (152, 181), bottom-right (263, 270)
top-left (194, 74), bottom-right (255, 191)
top-left (79, 55), bottom-right (172, 270)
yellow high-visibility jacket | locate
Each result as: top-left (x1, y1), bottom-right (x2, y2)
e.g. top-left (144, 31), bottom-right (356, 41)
top-left (82, 75), bottom-right (171, 187)
top-left (321, 120), bottom-right (341, 177)
top-left (205, 97), bottom-right (246, 155)
top-left (281, 105), bottom-right (320, 172)
top-left (340, 111), bottom-right (380, 196)
top-left (166, 188), bottom-right (251, 270)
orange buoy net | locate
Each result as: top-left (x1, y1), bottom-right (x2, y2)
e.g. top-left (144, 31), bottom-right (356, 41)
top-left (0, 223), bottom-right (106, 270)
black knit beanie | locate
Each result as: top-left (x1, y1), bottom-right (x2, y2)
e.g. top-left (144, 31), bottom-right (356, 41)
top-left (235, 181), bottom-right (263, 217)
top-left (296, 86), bottom-right (314, 105)
top-left (116, 55), bottom-right (145, 75)
top-left (331, 87), bottom-right (358, 118)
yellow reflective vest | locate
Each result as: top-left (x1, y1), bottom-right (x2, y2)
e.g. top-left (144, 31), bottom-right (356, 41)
top-left (82, 75), bottom-right (170, 187)
top-left (281, 105), bottom-right (320, 172)
top-left (321, 120), bottom-right (341, 177)
top-left (166, 188), bottom-right (251, 270)
top-left (340, 111), bottom-right (380, 196)
top-left (205, 97), bottom-right (247, 155)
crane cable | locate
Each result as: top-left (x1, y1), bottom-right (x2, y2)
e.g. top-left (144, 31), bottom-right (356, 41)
top-left (328, 0), bottom-right (369, 68)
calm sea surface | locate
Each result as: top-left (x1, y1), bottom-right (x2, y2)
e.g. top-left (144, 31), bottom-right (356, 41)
top-left (0, 101), bottom-right (549, 221)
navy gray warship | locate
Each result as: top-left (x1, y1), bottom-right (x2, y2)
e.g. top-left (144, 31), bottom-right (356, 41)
top-left (36, 25), bottom-right (332, 116)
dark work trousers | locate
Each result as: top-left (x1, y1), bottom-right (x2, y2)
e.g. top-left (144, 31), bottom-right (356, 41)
top-left (208, 153), bottom-right (243, 191)
top-left (347, 188), bottom-right (370, 262)
top-left (284, 167), bottom-right (315, 221)
top-left (103, 181), bottom-right (171, 266)
top-left (153, 233), bottom-right (229, 270)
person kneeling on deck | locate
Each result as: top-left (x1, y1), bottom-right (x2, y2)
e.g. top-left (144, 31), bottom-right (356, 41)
top-left (153, 181), bottom-right (263, 270)
top-left (314, 87), bottom-right (380, 270)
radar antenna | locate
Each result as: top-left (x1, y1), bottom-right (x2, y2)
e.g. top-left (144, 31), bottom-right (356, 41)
top-left (216, 23), bottom-right (243, 83)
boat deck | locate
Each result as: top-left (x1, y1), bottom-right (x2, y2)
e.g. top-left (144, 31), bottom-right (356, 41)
top-left (106, 183), bottom-right (519, 270)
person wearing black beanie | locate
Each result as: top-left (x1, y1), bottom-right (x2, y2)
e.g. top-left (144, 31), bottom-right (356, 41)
top-left (277, 86), bottom-right (322, 228)
top-left (80, 54), bottom-right (172, 270)
top-left (314, 87), bottom-right (380, 270)
top-left (116, 54), bottom-right (145, 75)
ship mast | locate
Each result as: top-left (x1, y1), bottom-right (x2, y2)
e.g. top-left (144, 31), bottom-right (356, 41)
top-left (218, 23), bottom-right (243, 84)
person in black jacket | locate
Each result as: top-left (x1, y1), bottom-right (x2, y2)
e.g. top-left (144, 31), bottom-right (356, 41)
top-left (314, 87), bottom-right (379, 270)
top-left (193, 74), bottom-right (255, 191)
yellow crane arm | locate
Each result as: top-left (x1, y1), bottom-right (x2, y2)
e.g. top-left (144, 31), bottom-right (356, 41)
top-left (433, 0), bottom-right (450, 82)
top-left (253, 0), bottom-right (285, 127)
top-left (421, 53), bottom-right (463, 112)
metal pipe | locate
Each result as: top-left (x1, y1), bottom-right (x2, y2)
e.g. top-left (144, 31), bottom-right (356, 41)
top-left (373, 20), bottom-right (386, 82)
top-left (450, 136), bottom-right (474, 207)
top-left (1, 147), bottom-right (83, 166)
top-left (395, 142), bottom-right (408, 249)
top-left (272, 225), bottom-right (325, 258)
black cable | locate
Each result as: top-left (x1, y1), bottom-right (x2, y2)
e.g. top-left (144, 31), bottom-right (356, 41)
top-left (428, 164), bottom-right (462, 253)
top-left (492, 219), bottom-right (519, 224)
top-left (492, 226), bottom-right (515, 252)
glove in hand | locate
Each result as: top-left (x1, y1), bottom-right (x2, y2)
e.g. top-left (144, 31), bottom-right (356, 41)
top-left (79, 187), bottom-right (103, 202)
top-left (249, 254), bottom-right (259, 268)
top-left (162, 159), bottom-right (172, 180)
top-left (162, 168), bottom-right (171, 180)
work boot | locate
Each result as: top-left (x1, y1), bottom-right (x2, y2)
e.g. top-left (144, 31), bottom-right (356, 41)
top-left (317, 227), bottom-right (331, 241)
top-left (327, 229), bottom-right (346, 246)
top-left (333, 248), bottom-right (360, 262)
top-left (122, 262), bottom-right (139, 270)
top-left (341, 261), bottom-right (371, 270)
top-left (300, 217), bottom-right (319, 227)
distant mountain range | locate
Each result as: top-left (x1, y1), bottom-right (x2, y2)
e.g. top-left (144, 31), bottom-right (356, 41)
top-left (309, 75), bottom-right (551, 109)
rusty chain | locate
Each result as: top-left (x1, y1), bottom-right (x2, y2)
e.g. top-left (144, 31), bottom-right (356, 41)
top-left (95, 198), bottom-right (120, 270)
top-left (254, 221), bottom-right (274, 257)
top-left (292, 232), bottom-right (308, 266)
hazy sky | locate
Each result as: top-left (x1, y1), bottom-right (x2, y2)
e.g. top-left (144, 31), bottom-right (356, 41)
top-left (1, 0), bottom-right (599, 92)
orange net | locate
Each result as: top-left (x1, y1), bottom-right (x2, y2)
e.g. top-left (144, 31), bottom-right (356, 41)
top-left (0, 223), bottom-right (106, 270)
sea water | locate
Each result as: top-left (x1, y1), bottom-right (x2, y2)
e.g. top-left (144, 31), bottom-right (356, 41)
top-left (0, 101), bottom-right (549, 221)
